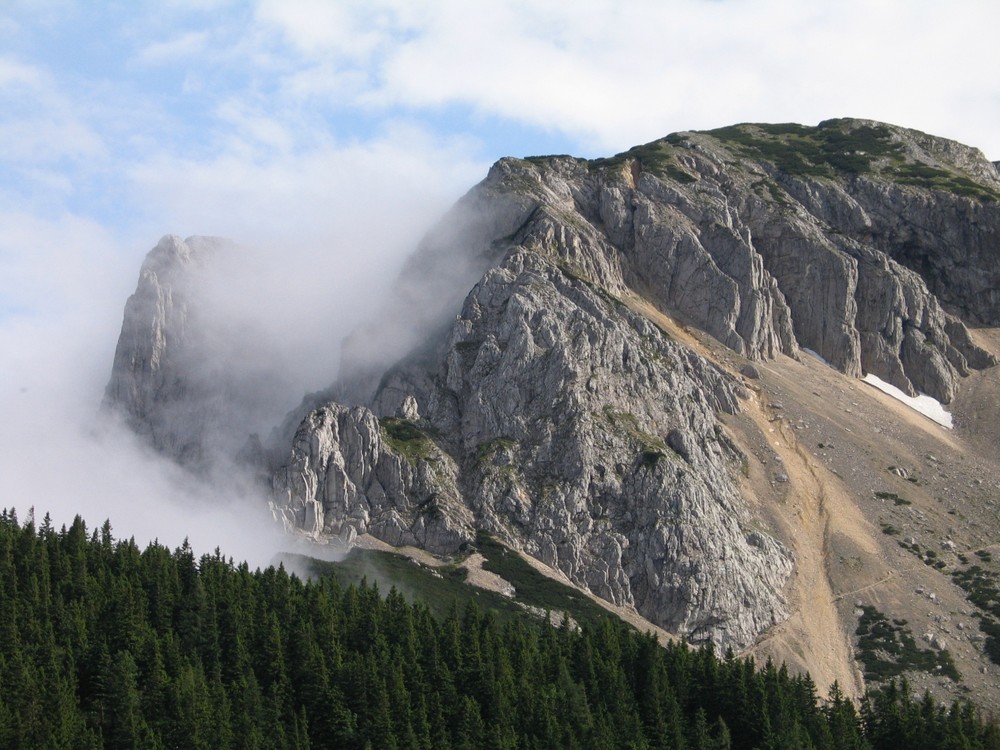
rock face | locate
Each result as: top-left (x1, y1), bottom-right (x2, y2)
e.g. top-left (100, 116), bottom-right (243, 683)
top-left (102, 234), bottom-right (286, 472)
top-left (413, 120), bottom-right (997, 405)
top-left (275, 249), bottom-right (792, 647)
top-left (271, 403), bottom-right (473, 553)
top-left (103, 235), bottom-right (228, 467)
top-left (110, 119), bottom-right (1000, 652)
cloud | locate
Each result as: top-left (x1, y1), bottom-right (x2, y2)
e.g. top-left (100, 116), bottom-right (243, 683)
top-left (0, 376), bottom-right (295, 568)
top-left (0, 55), bottom-right (104, 165)
top-left (137, 30), bottom-right (211, 65)
top-left (0, 6), bottom-right (491, 564)
top-left (125, 121), bottom-right (485, 397)
top-left (0, 120), bottom-right (485, 565)
top-left (0, 56), bottom-right (42, 87)
top-left (251, 0), bottom-right (1000, 157)
top-left (0, 212), bottom-right (321, 566)
top-left (0, 210), bottom-right (128, 323)
top-left (0, 212), bottom-right (279, 561)
top-left (254, 0), bottom-right (394, 60)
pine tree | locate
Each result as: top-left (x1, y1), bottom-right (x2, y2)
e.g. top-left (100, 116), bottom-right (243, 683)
top-left (103, 650), bottom-right (146, 750)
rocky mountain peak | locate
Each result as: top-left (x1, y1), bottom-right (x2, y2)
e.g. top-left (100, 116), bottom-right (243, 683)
top-left (102, 234), bottom-right (235, 468)
top-left (106, 120), bottom-right (1000, 698)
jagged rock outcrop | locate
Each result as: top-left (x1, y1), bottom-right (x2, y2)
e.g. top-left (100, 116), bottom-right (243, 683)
top-left (335, 170), bottom-right (543, 405)
top-left (464, 121), bottom-right (997, 403)
top-left (330, 120), bottom-right (997, 407)
top-left (269, 119), bottom-right (1000, 648)
top-left (275, 248), bottom-right (792, 647)
top-left (103, 234), bottom-right (287, 472)
top-left (399, 251), bottom-right (791, 644)
top-left (271, 403), bottom-right (474, 552)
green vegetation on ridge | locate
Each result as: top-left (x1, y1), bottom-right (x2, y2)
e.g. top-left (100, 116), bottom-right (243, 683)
top-left (380, 416), bottom-right (435, 463)
top-left (518, 121), bottom-right (999, 203)
top-left (707, 120), bottom-right (903, 177)
top-left (588, 139), bottom-right (698, 184)
top-left (476, 532), bottom-right (618, 628)
top-left (704, 120), bottom-right (1000, 201)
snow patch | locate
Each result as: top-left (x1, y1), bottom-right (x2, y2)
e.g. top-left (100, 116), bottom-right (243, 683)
top-left (861, 374), bottom-right (953, 429)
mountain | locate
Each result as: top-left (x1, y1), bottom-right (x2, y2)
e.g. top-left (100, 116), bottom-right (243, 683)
top-left (104, 118), bottom-right (1000, 711)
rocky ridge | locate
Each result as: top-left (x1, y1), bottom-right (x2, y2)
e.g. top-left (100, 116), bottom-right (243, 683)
top-left (274, 248), bottom-right (793, 647)
top-left (107, 119), bottom-right (1000, 663)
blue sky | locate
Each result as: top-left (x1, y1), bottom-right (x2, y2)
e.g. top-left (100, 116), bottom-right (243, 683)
top-left (4, 1), bottom-right (1000, 245)
top-left (1, 0), bottom-right (998, 552)
top-left (4, 1), bottom-right (1000, 262)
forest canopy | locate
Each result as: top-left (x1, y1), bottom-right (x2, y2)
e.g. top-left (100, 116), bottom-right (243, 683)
top-left (1, 508), bottom-right (997, 750)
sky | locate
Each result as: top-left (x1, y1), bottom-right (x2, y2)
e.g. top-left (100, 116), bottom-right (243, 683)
top-left (1, 0), bottom-right (998, 564)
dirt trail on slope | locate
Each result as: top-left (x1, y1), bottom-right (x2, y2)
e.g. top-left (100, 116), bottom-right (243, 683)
top-left (460, 553), bottom-right (516, 596)
top-left (510, 546), bottom-right (677, 645)
top-left (623, 293), bottom-right (865, 691)
top-left (737, 389), bottom-right (873, 699)
top-left (355, 534), bottom-right (676, 642)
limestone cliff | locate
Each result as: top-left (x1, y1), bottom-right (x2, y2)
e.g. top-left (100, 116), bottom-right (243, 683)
top-left (102, 235), bottom-right (229, 467)
top-left (275, 249), bottom-right (792, 647)
top-left (102, 234), bottom-right (284, 472)
top-left (269, 119), bottom-right (999, 649)
top-left (109, 119), bottom-right (1000, 655)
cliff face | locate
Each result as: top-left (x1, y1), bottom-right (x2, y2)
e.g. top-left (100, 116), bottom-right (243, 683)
top-left (102, 234), bottom-right (284, 473)
top-left (275, 248), bottom-right (793, 647)
top-left (456, 120), bottom-right (997, 403)
top-left (102, 235), bottom-right (228, 468)
top-left (108, 119), bottom-right (1000, 656)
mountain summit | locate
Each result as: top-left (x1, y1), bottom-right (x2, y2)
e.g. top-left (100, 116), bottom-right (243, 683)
top-left (105, 119), bottom-right (1000, 708)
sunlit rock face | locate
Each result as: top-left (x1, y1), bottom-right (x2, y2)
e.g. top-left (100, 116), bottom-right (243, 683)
top-left (110, 119), bottom-right (1000, 651)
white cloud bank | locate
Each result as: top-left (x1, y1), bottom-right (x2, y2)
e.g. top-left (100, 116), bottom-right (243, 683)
top-left (258, 0), bottom-right (1000, 158)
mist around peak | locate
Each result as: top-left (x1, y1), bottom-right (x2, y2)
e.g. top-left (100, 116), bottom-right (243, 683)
top-left (0, 158), bottom-right (480, 567)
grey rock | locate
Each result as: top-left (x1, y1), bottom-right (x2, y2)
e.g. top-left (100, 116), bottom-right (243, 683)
top-left (272, 404), bottom-right (474, 554)
top-left (102, 235), bottom-right (234, 468)
top-left (269, 120), bottom-right (1000, 650)
top-left (277, 249), bottom-right (791, 648)
top-left (924, 633), bottom-right (948, 651)
top-left (437, 121), bottom-right (998, 403)
top-left (110, 119), bottom-right (1000, 657)
top-left (335, 159), bottom-right (546, 405)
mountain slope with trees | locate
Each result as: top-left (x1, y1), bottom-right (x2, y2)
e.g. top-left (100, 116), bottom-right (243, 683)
top-left (2, 508), bottom-right (998, 749)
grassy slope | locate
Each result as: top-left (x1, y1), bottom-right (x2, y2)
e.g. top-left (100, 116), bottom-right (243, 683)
top-left (278, 533), bottom-right (625, 630)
